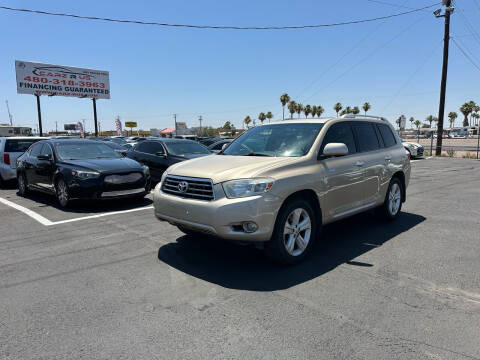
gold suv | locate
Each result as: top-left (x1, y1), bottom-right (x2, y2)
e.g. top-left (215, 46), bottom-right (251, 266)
top-left (153, 116), bottom-right (411, 264)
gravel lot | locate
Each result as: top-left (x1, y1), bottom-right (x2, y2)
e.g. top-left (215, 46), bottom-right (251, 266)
top-left (0, 158), bottom-right (479, 359)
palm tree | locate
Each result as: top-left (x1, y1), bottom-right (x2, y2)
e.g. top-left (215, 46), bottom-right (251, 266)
top-left (414, 119), bottom-right (422, 142)
top-left (334, 102), bottom-right (343, 117)
top-left (316, 106), bottom-right (324, 118)
top-left (409, 117), bottom-right (415, 129)
top-left (244, 116), bottom-right (252, 128)
top-left (426, 115), bottom-right (436, 128)
top-left (258, 112), bottom-right (266, 125)
top-left (311, 106), bottom-right (318, 118)
top-left (448, 111), bottom-right (457, 128)
top-left (296, 103), bottom-right (303, 119)
top-left (287, 101), bottom-right (297, 119)
top-left (460, 102), bottom-right (472, 127)
top-left (340, 106), bottom-right (352, 116)
top-left (468, 101), bottom-right (477, 126)
top-left (266, 111), bottom-right (273, 123)
top-left (304, 105), bottom-right (312, 118)
top-left (352, 106), bottom-right (360, 115)
top-left (472, 113), bottom-right (480, 126)
top-left (280, 93), bottom-right (290, 120)
top-left (362, 102), bottom-right (371, 116)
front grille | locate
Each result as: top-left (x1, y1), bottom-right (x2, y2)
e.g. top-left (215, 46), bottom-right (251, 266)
top-left (417, 147), bottom-right (424, 156)
top-left (162, 175), bottom-right (214, 200)
top-left (105, 172), bottom-right (142, 184)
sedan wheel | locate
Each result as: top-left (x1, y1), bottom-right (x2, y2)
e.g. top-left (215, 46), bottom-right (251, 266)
top-left (18, 173), bottom-right (28, 196)
top-left (56, 179), bottom-right (70, 208)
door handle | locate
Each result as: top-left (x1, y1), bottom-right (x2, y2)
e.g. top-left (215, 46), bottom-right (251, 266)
top-left (385, 155), bottom-right (392, 161)
top-left (355, 161), bottom-right (365, 167)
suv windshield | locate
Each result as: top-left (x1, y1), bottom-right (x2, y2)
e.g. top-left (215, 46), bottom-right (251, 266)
top-left (164, 142), bottom-right (211, 156)
top-left (55, 143), bottom-right (122, 160)
top-left (223, 123), bottom-right (324, 157)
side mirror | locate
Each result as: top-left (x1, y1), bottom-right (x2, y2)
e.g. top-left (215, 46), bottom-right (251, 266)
top-left (221, 143), bottom-right (229, 151)
top-left (322, 143), bottom-right (349, 158)
top-left (37, 154), bottom-right (52, 161)
top-left (156, 151), bottom-right (167, 158)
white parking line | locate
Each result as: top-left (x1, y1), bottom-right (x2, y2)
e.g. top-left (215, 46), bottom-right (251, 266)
top-left (0, 197), bottom-right (153, 226)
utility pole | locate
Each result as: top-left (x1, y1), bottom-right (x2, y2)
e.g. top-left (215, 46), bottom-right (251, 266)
top-left (5, 100), bottom-right (13, 126)
top-left (435, 0), bottom-right (454, 156)
top-left (174, 114), bottom-right (178, 137)
top-left (199, 115), bottom-right (203, 133)
top-left (55, 121), bottom-right (58, 134)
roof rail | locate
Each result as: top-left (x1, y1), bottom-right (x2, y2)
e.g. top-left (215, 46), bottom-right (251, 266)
top-left (340, 114), bottom-right (389, 122)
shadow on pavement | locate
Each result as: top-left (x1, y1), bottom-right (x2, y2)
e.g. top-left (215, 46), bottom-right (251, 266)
top-left (16, 190), bottom-right (153, 214)
top-left (157, 211), bottom-right (425, 291)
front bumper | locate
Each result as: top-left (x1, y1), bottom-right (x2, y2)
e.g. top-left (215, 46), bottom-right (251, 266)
top-left (0, 165), bottom-right (16, 181)
top-left (153, 184), bottom-right (280, 242)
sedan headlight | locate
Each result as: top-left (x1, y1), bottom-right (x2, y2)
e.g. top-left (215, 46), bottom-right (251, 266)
top-left (71, 170), bottom-right (100, 179)
top-left (222, 178), bottom-right (275, 199)
top-left (142, 165), bottom-right (150, 176)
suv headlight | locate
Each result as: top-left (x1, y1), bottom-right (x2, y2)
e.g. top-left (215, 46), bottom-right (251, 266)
top-left (71, 170), bottom-right (100, 179)
top-left (222, 178), bottom-right (275, 199)
top-left (142, 165), bottom-right (149, 176)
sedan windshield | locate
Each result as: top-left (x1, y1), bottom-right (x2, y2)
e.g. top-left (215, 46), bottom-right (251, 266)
top-left (56, 143), bottom-right (122, 160)
top-left (164, 142), bottom-right (211, 156)
top-left (223, 123), bottom-right (324, 157)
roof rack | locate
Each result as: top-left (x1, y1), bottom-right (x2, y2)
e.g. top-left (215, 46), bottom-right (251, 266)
top-left (340, 114), bottom-right (388, 122)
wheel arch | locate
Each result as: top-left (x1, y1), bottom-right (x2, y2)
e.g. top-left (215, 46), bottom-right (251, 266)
top-left (279, 189), bottom-right (322, 223)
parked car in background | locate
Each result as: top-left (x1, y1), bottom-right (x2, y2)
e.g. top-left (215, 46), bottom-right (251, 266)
top-left (0, 136), bottom-right (43, 185)
top-left (208, 139), bottom-right (233, 153)
top-left (16, 139), bottom-right (150, 207)
top-left (402, 141), bottom-right (424, 158)
top-left (127, 139), bottom-right (211, 182)
top-left (154, 116), bottom-right (410, 264)
top-left (198, 137), bottom-right (222, 147)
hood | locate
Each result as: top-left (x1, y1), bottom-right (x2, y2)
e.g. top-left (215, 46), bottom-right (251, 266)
top-left (60, 157), bottom-right (143, 173)
top-left (166, 155), bottom-right (299, 183)
top-left (402, 142), bottom-right (421, 147)
top-left (173, 153), bottom-right (211, 160)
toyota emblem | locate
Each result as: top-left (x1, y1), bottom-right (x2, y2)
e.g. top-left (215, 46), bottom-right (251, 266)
top-left (178, 181), bottom-right (189, 193)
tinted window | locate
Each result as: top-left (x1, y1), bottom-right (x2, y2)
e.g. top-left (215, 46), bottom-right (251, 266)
top-left (378, 124), bottom-right (397, 148)
top-left (5, 139), bottom-right (41, 152)
top-left (136, 141), bottom-right (165, 155)
top-left (224, 124), bottom-right (323, 157)
top-left (352, 123), bottom-right (380, 152)
top-left (320, 123), bottom-right (356, 155)
top-left (30, 143), bottom-right (44, 157)
top-left (164, 142), bottom-right (211, 156)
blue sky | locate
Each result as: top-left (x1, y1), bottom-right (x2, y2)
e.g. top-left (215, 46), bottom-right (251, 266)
top-left (1, 0), bottom-right (479, 132)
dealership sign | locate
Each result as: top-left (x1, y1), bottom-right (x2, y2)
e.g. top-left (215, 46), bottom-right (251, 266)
top-left (15, 60), bottom-right (110, 99)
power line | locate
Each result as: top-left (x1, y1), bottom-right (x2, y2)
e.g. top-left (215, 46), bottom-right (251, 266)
top-left (452, 38), bottom-right (480, 72)
top-left (0, 4), bottom-right (440, 30)
top-left (365, 0), bottom-right (417, 9)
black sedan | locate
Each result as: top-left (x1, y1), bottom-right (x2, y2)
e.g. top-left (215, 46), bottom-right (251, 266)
top-left (16, 139), bottom-right (151, 207)
top-left (127, 138), bottom-right (211, 182)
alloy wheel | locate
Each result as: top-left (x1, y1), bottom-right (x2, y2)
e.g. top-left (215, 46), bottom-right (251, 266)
top-left (283, 208), bottom-right (312, 257)
top-left (388, 183), bottom-right (401, 216)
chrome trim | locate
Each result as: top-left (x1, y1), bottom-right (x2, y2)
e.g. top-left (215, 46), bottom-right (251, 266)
top-left (101, 187), bottom-right (145, 197)
top-left (162, 174), bottom-right (215, 200)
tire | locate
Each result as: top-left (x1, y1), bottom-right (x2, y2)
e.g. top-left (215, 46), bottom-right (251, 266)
top-left (177, 225), bottom-right (203, 238)
top-left (265, 198), bottom-right (318, 265)
top-left (378, 177), bottom-right (403, 220)
top-left (17, 172), bottom-right (29, 196)
top-left (55, 178), bottom-right (70, 208)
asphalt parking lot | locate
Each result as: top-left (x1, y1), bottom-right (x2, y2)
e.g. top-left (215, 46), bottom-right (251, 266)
top-left (0, 158), bottom-right (479, 359)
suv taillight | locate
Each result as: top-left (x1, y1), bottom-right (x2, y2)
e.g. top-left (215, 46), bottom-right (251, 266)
top-left (3, 153), bottom-right (10, 165)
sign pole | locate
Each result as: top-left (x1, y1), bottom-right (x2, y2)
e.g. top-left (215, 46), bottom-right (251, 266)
top-left (35, 94), bottom-right (43, 136)
top-left (93, 98), bottom-right (98, 137)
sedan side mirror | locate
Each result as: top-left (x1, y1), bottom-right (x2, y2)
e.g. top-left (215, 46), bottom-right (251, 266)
top-left (221, 143), bottom-right (229, 151)
top-left (37, 154), bottom-right (52, 161)
top-left (156, 151), bottom-right (167, 158)
top-left (322, 143), bottom-right (349, 158)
